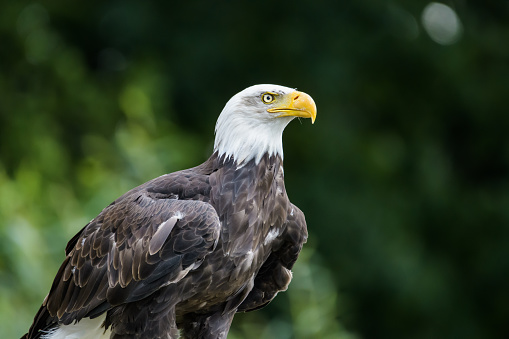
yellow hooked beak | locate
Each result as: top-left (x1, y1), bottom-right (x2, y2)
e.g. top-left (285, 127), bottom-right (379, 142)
top-left (267, 91), bottom-right (317, 124)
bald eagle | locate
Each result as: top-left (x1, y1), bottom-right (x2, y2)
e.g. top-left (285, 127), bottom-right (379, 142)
top-left (23, 84), bottom-right (317, 339)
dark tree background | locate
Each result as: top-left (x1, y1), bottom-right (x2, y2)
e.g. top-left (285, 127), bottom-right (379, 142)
top-left (1, 1), bottom-right (507, 338)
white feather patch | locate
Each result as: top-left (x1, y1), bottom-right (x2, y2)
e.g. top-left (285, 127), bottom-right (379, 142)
top-left (264, 228), bottom-right (280, 245)
top-left (42, 314), bottom-right (110, 339)
top-left (244, 250), bottom-right (254, 266)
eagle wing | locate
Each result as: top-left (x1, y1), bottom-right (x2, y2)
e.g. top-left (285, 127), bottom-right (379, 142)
top-left (27, 190), bottom-right (220, 337)
top-left (237, 203), bottom-right (308, 312)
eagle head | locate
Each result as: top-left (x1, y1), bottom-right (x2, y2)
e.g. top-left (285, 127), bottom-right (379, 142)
top-left (214, 84), bottom-right (317, 165)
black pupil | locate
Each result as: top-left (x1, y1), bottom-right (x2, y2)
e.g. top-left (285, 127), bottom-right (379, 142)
top-left (265, 95), bottom-right (271, 101)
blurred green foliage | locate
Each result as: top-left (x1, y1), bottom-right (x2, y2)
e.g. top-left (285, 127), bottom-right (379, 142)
top-left (1, 1), bottom-right (508, 338)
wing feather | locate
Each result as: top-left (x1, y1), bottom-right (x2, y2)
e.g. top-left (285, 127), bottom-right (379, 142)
top-left (149, 216), bottom-right (178, 255)
top-left (36, 189), bottom-right (220, 329)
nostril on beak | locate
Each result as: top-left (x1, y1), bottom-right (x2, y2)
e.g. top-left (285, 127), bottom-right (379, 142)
top-left (293, 95), bottom-right (300, 101)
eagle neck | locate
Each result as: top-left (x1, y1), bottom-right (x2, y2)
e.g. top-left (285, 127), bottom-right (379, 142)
top-left (211, 151), bottom-right (283, 176)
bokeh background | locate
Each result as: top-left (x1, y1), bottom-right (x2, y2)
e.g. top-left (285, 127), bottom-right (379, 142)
top-left (1, 1), bottom-right (508, 338)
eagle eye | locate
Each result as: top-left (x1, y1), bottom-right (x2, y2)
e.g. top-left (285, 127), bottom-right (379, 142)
top-left (261, 92), bottom-right (276, 104)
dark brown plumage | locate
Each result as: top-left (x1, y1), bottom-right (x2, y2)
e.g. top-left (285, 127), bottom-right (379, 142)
top-left (22, 84), bottom-right (315, 339)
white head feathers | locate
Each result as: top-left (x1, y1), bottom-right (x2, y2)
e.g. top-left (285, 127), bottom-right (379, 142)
top-left (214, 84), bottom-right (299, 166)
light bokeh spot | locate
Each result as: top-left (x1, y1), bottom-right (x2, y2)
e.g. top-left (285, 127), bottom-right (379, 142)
top-left (421, 2), bottom-right (462, 45)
